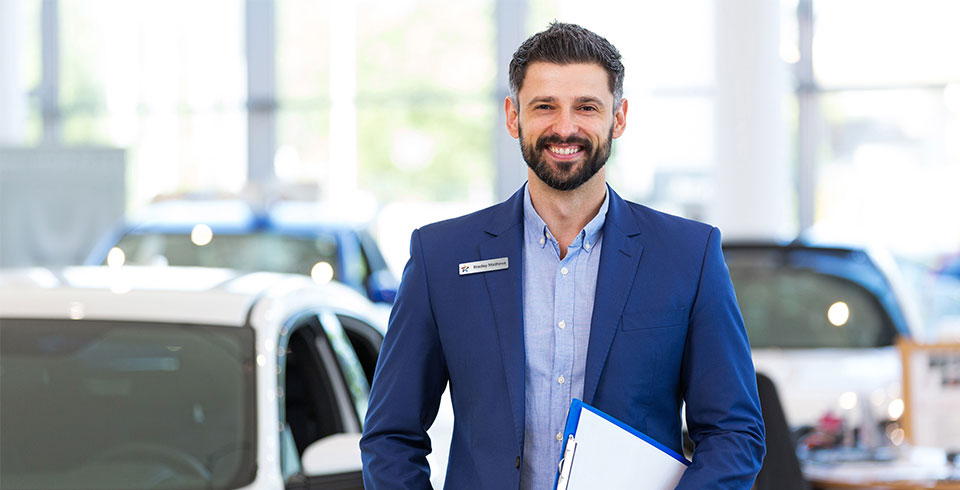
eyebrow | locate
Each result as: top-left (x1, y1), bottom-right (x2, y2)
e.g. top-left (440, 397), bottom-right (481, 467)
top-left (575, 96), bottom-right (605, 107)
top-left (526, 96), bottom-right (557, 107)
top-left (526, 96), bottom-right (606, 108)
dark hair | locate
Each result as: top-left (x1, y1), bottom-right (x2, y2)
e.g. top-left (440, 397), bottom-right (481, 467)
top-left (509, 22), bottom-right (625, 108)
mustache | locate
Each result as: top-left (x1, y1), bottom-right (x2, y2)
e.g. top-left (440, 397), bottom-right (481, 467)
top-left (535, 135), bottom-right (593, 152)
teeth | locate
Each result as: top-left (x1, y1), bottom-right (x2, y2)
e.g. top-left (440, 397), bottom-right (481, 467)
top-left (549, 146), bottom-right (581, 155)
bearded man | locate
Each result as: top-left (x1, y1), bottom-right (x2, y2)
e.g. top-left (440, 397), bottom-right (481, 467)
top-left (360, 22), bottom-right (765, 490)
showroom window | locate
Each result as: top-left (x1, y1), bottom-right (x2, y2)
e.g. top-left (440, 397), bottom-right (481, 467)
top-left (353, 0), bottom-right (496, 204)
top-left (57, 0), bottom-right (247, 209)
top-left (791, 0), bottom-right (960, 258)
top-left (9, 0), bottom-right (959, 269)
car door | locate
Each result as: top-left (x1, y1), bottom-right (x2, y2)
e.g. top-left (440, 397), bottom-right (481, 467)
top-left (278, 312), bottom-right (365, 489)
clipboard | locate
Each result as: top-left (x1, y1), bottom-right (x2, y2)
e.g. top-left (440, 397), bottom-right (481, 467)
top-left (554, 399), bottom-right (690, 490)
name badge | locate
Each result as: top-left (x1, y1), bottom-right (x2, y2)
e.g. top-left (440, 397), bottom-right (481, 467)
top-left (459, 257), bottom-right (509, 275)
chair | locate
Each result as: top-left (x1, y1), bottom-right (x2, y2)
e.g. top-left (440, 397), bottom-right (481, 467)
top-left (753, 372), bottom-right (811, 490)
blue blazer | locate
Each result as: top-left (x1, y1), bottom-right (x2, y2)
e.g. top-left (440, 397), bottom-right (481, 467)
top-left (360, 186), bottom-right (765, 489)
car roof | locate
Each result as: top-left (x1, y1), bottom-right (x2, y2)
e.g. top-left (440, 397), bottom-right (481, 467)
top-left (0, 266), bottom-right (381, 328)
top-left (124, 199), bottom-right (371, 233)
top-left (721, 239), bottom-right (925, 340)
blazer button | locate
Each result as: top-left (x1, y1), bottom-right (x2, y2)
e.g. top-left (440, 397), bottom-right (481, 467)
top-left (515, 456), bottom-right (521, 469)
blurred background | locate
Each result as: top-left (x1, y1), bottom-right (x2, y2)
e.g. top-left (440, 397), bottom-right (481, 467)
top-left (2, 0), bottom-right (959, 268)
top-left (2, 0), bottom-right (960, 485)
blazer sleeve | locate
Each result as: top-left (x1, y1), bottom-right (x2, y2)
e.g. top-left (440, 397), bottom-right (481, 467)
top-left (676, 227), bottom-right (766, 489)
top-left (360, 228), bottom-right (449, 489)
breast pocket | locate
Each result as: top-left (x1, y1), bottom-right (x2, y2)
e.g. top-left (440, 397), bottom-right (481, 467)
top-left (621, 307), bottom-right (689, 332)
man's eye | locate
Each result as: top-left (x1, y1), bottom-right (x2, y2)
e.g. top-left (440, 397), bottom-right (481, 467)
top-left (580, 106), bottom-right (598, 112)
top-left (535, 104), bottom-right (553, 110)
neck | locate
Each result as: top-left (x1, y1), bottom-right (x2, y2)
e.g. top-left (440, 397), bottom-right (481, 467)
top-left (527, 168), bottom-right (607, 257)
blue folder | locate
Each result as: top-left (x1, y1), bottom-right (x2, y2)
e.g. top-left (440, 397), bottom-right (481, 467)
top-left (554, 399), bottom-right (690, 490)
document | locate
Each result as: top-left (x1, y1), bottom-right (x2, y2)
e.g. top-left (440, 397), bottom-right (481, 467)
top-left (554, 399), bottom-right (690, 490)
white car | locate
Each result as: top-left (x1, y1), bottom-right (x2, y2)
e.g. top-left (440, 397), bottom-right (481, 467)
top-left (0, 266), bottom-right (388, 490)
top-left (723, 241), bottom-right (925, 437)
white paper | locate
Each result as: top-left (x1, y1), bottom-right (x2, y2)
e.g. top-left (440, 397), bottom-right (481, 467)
top-left (563, 408), bottom-right (688, 490)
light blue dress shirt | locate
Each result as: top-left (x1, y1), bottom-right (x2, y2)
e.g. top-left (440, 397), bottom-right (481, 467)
top-left (520, 184), bottom-right (608, 490)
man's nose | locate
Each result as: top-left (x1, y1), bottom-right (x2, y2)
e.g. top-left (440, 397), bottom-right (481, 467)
top-left (550, 110), bottom-right (579, 139)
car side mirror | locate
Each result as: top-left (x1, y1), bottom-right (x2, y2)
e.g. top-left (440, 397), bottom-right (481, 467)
top-left (301, 432), bottom-right (363, 477)
top-left (366, 269), bottom-right (398, 304)
top-left (369, 287), bottom-right (397, 304)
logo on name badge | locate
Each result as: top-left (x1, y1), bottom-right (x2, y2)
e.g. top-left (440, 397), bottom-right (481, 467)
top-left (459, 257), bottom-right (509, 275)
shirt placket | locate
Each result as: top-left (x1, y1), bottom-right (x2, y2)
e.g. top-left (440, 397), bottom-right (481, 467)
top-left (572, 233), bottom-right (594, 400)
top-left (550, 232), bottom-right (581, 447)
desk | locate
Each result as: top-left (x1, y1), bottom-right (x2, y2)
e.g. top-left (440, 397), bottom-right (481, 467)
top-left (804, 451), bottom-right (960, 490)
top-left (810, 480), bottom-right (960, 490)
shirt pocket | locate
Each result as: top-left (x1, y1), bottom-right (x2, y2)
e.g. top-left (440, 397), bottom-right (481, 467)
top-left (621, 306), bottom-right (689, 331)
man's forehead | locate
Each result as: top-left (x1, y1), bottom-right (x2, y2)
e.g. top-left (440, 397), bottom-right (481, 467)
top-left (518, 62), bottom-right (613, 101)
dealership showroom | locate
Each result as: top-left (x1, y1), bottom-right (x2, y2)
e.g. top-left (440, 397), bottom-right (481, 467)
top-left (1, 1), bottom-right (959, 489)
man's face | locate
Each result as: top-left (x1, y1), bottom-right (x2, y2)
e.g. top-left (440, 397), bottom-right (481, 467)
top-left (506, 62), bottom-right (627, 191)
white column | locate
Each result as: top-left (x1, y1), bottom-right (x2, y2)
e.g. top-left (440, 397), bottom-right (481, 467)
top-left (713, 0), bottom-right (793, 239)
top-left (0, 0), bottom-right (26, 144)
top-left (494, 0), bottom-right (527, 200)
top-left (40, 0), bottom-right (60, 144)
top-left (245, 0), bottom-right (277, 186)
top-left (327, 1), bottom-right (358, 203)
top-left (796, 0), bottom-right (817, 231)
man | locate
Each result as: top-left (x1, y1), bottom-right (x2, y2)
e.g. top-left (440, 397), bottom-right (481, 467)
top-left (360, 22), bottom-right (765, 489)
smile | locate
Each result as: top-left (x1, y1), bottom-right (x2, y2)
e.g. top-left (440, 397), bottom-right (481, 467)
top-left (546, 145), bottom-right (583, 156)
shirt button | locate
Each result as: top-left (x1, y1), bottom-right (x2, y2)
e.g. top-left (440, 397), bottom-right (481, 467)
top-left (560, 267), bottom-right (568, 276)
top-left (558, 375), bottom-right (565, 384)
top-left (585, 242), bottom-right (591, 250)
top-left (558, 320), bottom-right (566, 329)
top-left (556, 432), bottom-right (563, 442)
top-left (539, 237), bottom-right (545, 245)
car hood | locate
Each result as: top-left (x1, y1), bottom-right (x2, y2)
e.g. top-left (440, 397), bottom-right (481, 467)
top-left (752, 347), bottom-right (902, 428)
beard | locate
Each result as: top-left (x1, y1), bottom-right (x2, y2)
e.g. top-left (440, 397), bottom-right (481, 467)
top-left (519, 125), bottom-right (613, 191)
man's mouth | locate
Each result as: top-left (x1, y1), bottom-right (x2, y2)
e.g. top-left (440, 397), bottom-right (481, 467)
top-left (545, 145), bottom-right (583, 158)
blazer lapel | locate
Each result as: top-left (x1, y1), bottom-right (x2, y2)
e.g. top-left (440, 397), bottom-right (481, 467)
top-left (583, 188), bottom-right (644, 404)
top-left (478, 188), bottom-right (526, 447)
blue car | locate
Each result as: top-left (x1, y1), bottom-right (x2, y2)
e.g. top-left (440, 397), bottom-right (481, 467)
top-left (940, 254), bottom-right (960, 279)
top-left (85, 199), bottom-right (398, 304)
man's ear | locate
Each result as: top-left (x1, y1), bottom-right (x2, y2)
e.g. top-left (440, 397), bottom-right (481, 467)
top-left (505, 96), bottom-right (520, 139)
top-left (612, 98), bottom-right (628, 139)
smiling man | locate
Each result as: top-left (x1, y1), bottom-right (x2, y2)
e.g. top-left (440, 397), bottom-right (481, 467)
top-left (360, 22), bottom-right (765, 489)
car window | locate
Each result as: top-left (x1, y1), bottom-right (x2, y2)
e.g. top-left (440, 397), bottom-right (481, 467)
top-left (358, 229), bottom-right (388, 274)
top-left (0, 318), bottom-right (256, 490)
top-left (357, 230), bottom-right (399, 303)
top-left (335, 230), bottom-right (367, 290)
top-left (317, 312), bottom-right (369, 423)
top-left (337, 314), bottom-right (383, 386)
top-left (111, 231), bottom-right (340, 279)
top-left (728, 264), bottom-right (898, 348)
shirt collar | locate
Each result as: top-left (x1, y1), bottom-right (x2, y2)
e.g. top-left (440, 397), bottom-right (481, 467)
top-left (522, 182), bottom-right (609, 252)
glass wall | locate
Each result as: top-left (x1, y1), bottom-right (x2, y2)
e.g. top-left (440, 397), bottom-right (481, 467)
top-left (6, 0), bottom-right (959, 278)
top-left (57, 0), bottom-right (247, 210)
top-left (0, 0), bottom-right (42, 144)
top-left (805, 1), bottom-right (960, 258)
top-left (354, 0), bottom-right (496, 204)
top-left (275, 1), bottom-right (331, 189)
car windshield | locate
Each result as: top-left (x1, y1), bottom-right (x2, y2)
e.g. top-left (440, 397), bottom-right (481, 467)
top-left (726, 250), bottom-right (899, 349)
top-left (0, 319), bottom-right (256, 490)
top-left (112, 231), bottom-right (340, 278)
